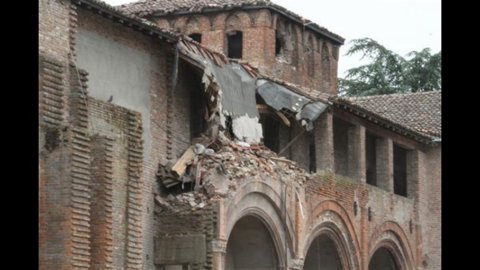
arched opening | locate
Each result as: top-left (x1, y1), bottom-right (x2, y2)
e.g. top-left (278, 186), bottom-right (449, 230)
top-left (304, 234), bottom-right (343, 270)
top-left (369, 248), bottom-right (399, 270)
top-left (225, 216), bottom-right (279, 270)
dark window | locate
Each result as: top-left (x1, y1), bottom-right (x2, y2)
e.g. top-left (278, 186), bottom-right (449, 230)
top-left (275, 30), bottom-right (284, 56)
top-left (393, 144), bottom-right (407, 197)
top-left (227, 31), bottom-right (243, 59)
top-left (275, 36), bottom-right (282, 55)
top-left (260, 114), bottom-right (280, 153)
top-left (189, 33), bottom-right (202, 43)
top-left (366, 133), bottom-right (377, 186)
top-left (309, 133), bottom-right (316, 173)
top-left (186, 64), bottom-right (207, 140)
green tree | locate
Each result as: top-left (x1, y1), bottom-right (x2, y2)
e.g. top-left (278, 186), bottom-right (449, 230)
top-left (403, 48), bottom-right (442, 92)
top-left (339, 38), bottom-right (441, 96)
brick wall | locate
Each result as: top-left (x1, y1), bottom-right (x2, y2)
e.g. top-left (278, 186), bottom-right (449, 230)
top-left (75, 8), bottom-right (172, 269)
top-left (418, 147), bottom-right (441, 269)
top-left (304, 171), bottom-right (417, 269)
top-left (39, 0), bottom-right (71, 60)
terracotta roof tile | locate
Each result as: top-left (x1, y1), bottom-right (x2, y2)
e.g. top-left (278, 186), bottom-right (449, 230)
top-left (338, 91), bottom-right (441, 139)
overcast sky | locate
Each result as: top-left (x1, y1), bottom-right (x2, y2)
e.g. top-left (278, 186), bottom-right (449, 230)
top-left (103, 0), bottom-right (441, 77)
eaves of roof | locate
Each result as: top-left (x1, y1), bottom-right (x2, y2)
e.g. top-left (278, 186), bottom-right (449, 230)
top-left (332, 97), bottom-right (440, 146)
top-left (74, 0), bottom-right (179, 42)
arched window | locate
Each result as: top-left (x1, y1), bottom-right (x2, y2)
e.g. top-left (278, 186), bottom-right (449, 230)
top-left (226, 31), bottom-right (243, 59)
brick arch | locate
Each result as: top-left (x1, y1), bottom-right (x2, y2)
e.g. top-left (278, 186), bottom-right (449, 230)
top-left (224, 11), bottom-right (251, 31)
top-left (306, 33), bottom-right (317, 50)
top-left (225, 181), bottom-right (296, 263)
top-left (321, 42), bottom-right (332, 92)
top-left (306, 34), bottom-right (316, 77)
top-left (290, 25), bottom-right (301, 67)
top-left (368, 221), bottom-right (415, 270)
top-left (212, 13), bottom-right (228, 30)
top-left (253, 9), bottom-right (272, 27)
top-left (155, 18), bottom-right (170, 30)
top-left (305, 200), bottom-right (362, 270)
top-left (317, 39), bottom-right (323, 53)
top-left (172, 16), bottom-right (188, 33)
top-left (184, 15), bottom-right (210, 35)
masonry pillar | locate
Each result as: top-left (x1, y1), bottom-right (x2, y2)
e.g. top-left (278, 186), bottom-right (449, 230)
top-left (347, 125), bottom-right (366, 182)
top-left (212, 198), bottom-right (227, 270)
top-left (314, 111), bottom-right (334, 172)
top-left (211, 239), bottom-right (227, 270)
top-left (376, 138), bottom-right (394, 192)
top-left (407, 149), bottom-right (420, 200)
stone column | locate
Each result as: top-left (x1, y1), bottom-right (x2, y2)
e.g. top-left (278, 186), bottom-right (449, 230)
top-left (314, 111), bottom-right (334, 172)
top-left (212, 198), bottom-right (227, 270)
top-left (376, 138), bottom-right (394, 192)
top-left (407, 149), bottom-right (420, 199)
top-left (347, 124), bottom-right (366, 182)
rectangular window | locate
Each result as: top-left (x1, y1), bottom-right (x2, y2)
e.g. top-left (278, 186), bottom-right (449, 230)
top-left (366, 133), bottom-right (377, 186)
top-left (259, 114), bottom-right (280, 153)
top-left (227, 31), bottom-right (243, 59)
top-left (393, 144), bottom-right (408, 197)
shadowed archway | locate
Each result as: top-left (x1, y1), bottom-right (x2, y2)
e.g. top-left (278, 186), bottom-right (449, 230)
top-left (303, 234), bottom-right (343, 270)
top-left (369, 247), bottom-right (399, 270)
top-left (225, 216), bottom-right (279, 270)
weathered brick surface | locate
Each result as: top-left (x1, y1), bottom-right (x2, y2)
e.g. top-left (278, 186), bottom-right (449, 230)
top-left (156, 9), bottom-right (339, 94)
top-left (39, 0), bottom-right (71, 61)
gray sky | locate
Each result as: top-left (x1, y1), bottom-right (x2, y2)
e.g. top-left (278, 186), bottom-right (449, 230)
top-left (103, 0), bottom-right (441, 77)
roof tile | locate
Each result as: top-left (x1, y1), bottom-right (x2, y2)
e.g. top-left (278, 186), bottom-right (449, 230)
top-left (341, 91), bottom-right (441, 139)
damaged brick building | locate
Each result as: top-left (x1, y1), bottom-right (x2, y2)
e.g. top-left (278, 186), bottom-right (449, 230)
top-left (39, 0), bottom-right (441, 269)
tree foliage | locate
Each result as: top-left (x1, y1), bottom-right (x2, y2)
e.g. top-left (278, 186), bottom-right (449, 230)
top-left (339, 38), bottom-right (441, 96)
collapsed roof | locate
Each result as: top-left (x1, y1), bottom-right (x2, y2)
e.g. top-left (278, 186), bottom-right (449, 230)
top-left (176, 38), bottom-right (330, 142)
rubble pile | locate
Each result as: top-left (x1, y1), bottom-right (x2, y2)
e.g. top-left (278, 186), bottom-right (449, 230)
top-left (155, 140), bottom-right (313, 213)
